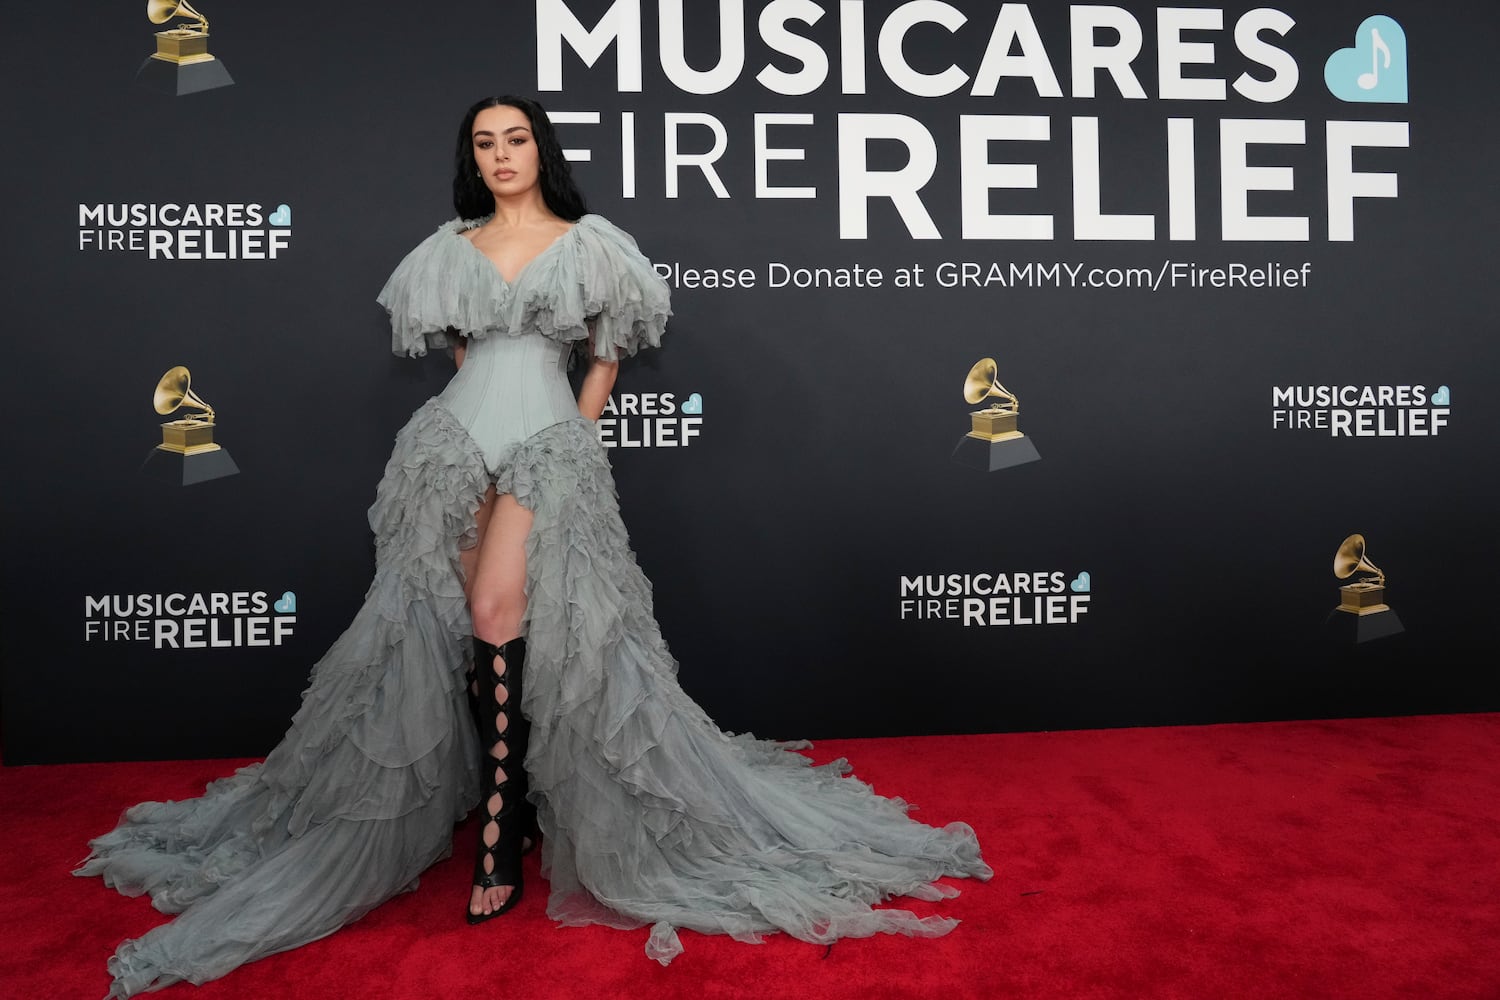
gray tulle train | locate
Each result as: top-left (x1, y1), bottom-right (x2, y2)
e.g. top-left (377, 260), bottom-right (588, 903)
top-left (77, 400), bottom-right (991, 997)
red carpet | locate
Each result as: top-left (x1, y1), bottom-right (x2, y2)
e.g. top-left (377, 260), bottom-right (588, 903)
top-left (3, 714), bottom-right (1498, 1000)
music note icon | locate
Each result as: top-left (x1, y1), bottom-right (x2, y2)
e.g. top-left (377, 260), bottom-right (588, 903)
top-left (1324, 15), bottom-right (1407, 104)
top-left (1357, 27), bottom-right (1391, 91)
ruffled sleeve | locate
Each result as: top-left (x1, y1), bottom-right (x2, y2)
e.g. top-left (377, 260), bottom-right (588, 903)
top-left (520, 215), bottom-right (672, 362)
top-left (376, 218), bottom-right (499, 358)
top-left (576, 216), bottom-right (672, 361)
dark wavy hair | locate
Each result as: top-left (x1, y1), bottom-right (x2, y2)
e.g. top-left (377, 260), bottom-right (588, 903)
top-left (452, 96), bottom-right (588, 221)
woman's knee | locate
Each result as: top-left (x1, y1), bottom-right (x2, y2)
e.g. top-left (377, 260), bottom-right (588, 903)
top-left (470, 589), bottom-right (526, 644)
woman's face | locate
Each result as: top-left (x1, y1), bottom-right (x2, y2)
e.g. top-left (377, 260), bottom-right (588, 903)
top-left (472, 104), bottom-right (541, 200)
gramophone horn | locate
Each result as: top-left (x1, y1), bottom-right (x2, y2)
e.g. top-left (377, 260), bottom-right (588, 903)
top-left (1333, 533), bottom-right (1385, 585)
top-left (148, 0), bottom-right (207, 27)
top-left (963, 357), bottom-right (1018, 408)
top-left (154, 365), bottom-right (215, 420)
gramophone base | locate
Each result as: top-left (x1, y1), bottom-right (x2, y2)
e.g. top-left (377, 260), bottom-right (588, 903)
top-left (135, 56), bottom-right (234, 96)
top-left (1322, 606), bottom-right (1405, 644)
top-left (141, 445), bottom-right (240, 486)
top-left (952, 433), bottom-right (1041, 472)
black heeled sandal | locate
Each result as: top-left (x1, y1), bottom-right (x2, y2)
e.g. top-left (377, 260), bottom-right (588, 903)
top-left (467, 635), bottom-right (530, 925)
top-left (466, 645), bottom-right (540, 859)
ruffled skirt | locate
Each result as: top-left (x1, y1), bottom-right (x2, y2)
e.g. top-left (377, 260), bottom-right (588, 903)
top-left (500, 415), bottom-right (993, 962)
top-left (76, 400), bottom-right (991, 996)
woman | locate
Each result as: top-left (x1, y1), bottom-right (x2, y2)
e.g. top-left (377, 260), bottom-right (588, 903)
top-left (77, 96), bottom-right (990, 996)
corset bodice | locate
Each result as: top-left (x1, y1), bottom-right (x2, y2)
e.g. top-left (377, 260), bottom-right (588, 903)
top-left (437, 333), bottom-right (578, 473)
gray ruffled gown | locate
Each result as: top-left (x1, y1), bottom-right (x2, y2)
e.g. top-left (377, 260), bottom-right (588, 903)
top-left (76, 215), bottom-right (992, 997)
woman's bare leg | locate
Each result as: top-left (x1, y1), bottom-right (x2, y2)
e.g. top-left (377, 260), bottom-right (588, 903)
top-left (468, 493), bottom-right (532, 647)
top-left (466, 492), bottom-right (534, 918)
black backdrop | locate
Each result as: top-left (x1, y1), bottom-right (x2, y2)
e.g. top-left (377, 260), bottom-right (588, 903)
top-left (3, 1), bottom-right (1497, 764)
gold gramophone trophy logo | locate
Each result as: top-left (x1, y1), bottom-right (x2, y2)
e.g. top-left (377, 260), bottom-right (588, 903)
top-left (1326, 533), bottom-right (1404, 643)
top-left (135, 0), bottom-right (234, 96)
top-left (141, 366), bottom-right (240, 485)
top-left (951, 358), bottom-right (1041, 471)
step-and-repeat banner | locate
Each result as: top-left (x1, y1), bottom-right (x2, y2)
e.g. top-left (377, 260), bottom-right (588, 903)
top-left (3, 2), bottom-right (1496, 763)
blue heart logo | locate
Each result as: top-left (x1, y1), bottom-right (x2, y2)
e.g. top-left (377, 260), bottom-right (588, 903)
top-left (268, 203), bottom-right (292, 226)
top-left (274, 591), bottom-right (297, 614)
top-left (681, 392), bottom-right (703, 415)
top-left (1431, 385), bottom-right (1450, 406)
top-left (1070, 572), bottom-right (1091, 593)
top-left (1324, 16), bottom-right (1407, 103)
